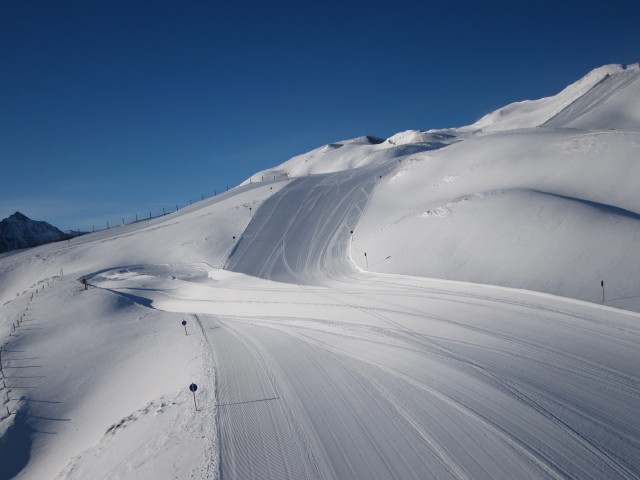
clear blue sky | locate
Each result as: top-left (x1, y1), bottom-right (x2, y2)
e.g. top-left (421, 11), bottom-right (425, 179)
top-left (2, 0), bottom-right (639, 231)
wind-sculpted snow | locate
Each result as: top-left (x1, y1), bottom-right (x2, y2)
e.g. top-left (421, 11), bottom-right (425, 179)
top-left (469, 63), bottom-right (633, 133)
top-left (543, 64), bottom-right (640, 131)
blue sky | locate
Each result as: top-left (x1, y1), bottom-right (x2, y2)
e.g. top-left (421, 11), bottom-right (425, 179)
top-left (2, 0), bottom-right (639, 231)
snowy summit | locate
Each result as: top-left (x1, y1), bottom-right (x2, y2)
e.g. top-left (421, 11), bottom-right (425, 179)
top-left (1, 63), bottom-right (639, 480)
top-left (0, 212), bottom-right (66, 254)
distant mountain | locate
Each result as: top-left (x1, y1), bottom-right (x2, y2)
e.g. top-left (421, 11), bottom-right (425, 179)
top-left (0, 211), bottom-right (66, 253)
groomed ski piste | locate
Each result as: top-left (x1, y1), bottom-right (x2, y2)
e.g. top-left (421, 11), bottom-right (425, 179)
top-left (1, 63), bottom-right (639, 479)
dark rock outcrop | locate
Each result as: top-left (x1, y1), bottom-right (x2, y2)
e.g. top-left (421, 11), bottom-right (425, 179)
top-left (0, 212), bottom-right (66, 253)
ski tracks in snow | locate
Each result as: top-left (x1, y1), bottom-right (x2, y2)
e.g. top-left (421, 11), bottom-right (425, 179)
top-left (204, 317), bottom-right (320, 480)
top-left (85, 148), bottom-right (640, 478)
top-left (91, 264), bottom-right (640, 479)
top-left (206, 316), bottom-right (458, 480)
top-left (226, 161), bottom-right (395, 286)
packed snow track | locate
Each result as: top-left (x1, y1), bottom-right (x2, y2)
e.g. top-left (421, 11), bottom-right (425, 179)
top-left (92, 265), bottom-right (640, 480)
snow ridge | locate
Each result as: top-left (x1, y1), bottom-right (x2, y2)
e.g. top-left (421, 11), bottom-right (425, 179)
top-left (469, 63), bottom-right (634, 132)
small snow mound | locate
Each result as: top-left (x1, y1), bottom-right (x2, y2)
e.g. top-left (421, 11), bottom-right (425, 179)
top-left (387, 130), bottom-right (427, 145)
top-left (105, 399), bottom-right (178, 436)
top-left (420, 206), bottom-right (451, 218)
top-left (432, 175), bottom-right (459, 187)
top-left (343, 135), bottom-right (385, 145)
top-left (386, 129), bottom-right (461, 147)
top-left (322, 143), bottom-right (343, 152)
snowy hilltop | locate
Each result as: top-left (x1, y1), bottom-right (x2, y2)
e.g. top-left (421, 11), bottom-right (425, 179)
top-left (0, 212), bottom-right (66, 254)
top-left (242, 62), bottom-right (640, 310)
top-left (1, 64), bottom-right (639, 480)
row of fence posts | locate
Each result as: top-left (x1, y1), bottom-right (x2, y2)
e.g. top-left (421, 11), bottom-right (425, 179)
top-left (2, 274), bottom-right (58, 417)
top-left (72, 166), bottom-right (390, 236)
top-left (74, 184), bottom-right (238, 236)
top-left (82, 170), bottom-right (311, 235)
top-left (70, 171), bottom-right (304, 236)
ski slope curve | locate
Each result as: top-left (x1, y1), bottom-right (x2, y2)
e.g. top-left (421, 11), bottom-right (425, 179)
top-left (225, 160), bottom-right (397, 284)
top-left (86, 265), bottom-right (640, 480)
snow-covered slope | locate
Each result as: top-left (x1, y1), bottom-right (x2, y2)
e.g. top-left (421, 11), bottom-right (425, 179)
top-left (233, 62), bottom-right (640, 311)
top-left (0, 182), bottom-right (284, 307)
top-left (226, 162), bottom-right (395, 284)
top-left (469, 63), bottom-right (639, 132)
top-left (356, 128), bottom-right (640, 310)
top-left (243, 133), bottom-right (465, 183)
top-left (1, 63), bottom-right (639, 479)
top-left (542, 63), bottom-right (640, 131)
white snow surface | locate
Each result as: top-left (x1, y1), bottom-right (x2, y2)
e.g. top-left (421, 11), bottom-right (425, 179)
top-left (1, 63), bottom-right (639, 479)
top-left (470, 63), bottom-right (639, 133)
